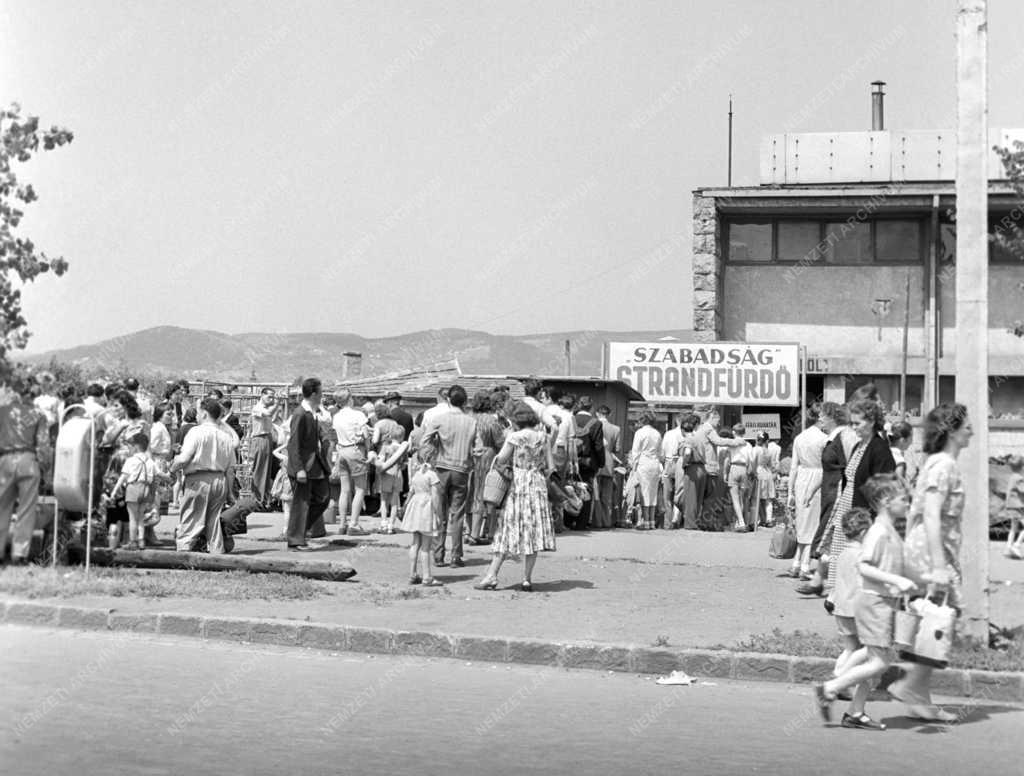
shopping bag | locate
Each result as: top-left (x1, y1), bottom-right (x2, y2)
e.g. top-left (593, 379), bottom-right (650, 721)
top-left (768, 520), bottom-right (797, 560)
top-left (893, 596), bottom-right (921, 650)
top-left (905, 593), bottom-right (956, 668)
top-left (483, 464), bottom-right (510, 508)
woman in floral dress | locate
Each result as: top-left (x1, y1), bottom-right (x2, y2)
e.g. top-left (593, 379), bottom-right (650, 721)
top-left (474, 402), bottom-right (555, 592)
top-left (888, 402), bottom-right (972, 723)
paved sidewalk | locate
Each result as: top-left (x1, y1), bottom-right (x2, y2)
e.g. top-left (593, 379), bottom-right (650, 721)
top-left (13, 509), bottom-right (1024, 649)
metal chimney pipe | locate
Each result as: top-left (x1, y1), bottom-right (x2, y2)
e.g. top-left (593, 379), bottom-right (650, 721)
top-left (871, 81), bottom-right (886, 130)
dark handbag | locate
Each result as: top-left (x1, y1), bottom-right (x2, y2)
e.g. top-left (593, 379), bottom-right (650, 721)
top-left (769, 519), bottom-right (798, 560)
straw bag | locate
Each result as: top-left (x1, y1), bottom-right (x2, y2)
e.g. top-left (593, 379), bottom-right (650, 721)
top-left (483, 462), bottom-right (510, 508)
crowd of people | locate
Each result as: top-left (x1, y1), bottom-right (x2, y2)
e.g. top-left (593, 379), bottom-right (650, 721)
top-left (777, 384), bottom-right (977, 727)
top-left (0, 369), bottom-right (1008, 726)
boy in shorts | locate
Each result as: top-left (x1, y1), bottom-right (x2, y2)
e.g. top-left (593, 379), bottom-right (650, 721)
top-left (814, 473), bottom-right (917, 730)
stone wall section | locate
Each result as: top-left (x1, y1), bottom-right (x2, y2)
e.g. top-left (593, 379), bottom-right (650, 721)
top-left (692, 193), bottom-right (721, 342)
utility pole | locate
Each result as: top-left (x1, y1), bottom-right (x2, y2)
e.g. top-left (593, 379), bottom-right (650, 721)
top-left (727, 95), bottom-right (733, 187)
top-left (564, 339), bottom-right (572, 375)
top-left (955, 0), bottom-right (990, 640)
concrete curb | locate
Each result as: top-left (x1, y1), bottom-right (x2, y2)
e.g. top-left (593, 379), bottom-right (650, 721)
top-left (4, 600), bottom-right (1022, 702)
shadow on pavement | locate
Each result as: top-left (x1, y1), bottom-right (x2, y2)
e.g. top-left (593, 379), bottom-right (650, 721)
top-left (882, 703), bottom-right (1022, 731)
top-left (530, 579), bottom-right (595, 593)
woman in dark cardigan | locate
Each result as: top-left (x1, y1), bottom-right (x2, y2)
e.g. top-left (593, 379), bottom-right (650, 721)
top-left (798, 393), bottom-right (894, 596)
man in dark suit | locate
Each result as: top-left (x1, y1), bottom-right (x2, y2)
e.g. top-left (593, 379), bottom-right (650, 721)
top-left (571, 396), bottom-right (606, 529)
top-left (285, 377), bottom-right (329, 551)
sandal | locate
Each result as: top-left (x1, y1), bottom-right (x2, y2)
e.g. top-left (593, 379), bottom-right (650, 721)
top-left (473, 578), bottom-right (498, 590)
top-left (520, 581), bottom-right (533, 592)
top-left (409, 575), bottom-right (422, 585)
top-left (841, 712), bottom-right (886, 730)
top-left (421, 578), bottom-right (444, 587)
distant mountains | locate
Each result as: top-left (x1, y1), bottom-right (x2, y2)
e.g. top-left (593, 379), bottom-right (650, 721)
top-left (28, 326), bottom-right (693, 382)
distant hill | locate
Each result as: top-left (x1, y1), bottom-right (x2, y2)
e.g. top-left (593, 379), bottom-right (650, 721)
top-left (27, 326), bottom-right (694, 381)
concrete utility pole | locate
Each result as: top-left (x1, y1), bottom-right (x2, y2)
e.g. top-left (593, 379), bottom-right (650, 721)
top-left (955, 0), bottom-right (990, 640)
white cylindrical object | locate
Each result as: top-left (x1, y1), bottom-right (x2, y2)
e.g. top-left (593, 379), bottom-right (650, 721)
top-left (53, 416), bottom-right (95, 512)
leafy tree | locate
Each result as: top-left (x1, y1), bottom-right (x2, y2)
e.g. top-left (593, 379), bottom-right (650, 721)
top-left (0, 103), bottom-right (74, 380)
top-left (994, 142), bottom-right (1024, 337)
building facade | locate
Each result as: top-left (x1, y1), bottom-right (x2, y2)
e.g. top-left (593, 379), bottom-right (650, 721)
top-left (693, 126), bottom-right (1024, 453)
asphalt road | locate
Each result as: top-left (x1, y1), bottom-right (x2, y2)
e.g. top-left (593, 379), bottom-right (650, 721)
top-left (1, 626), bottom-right (1019, 776)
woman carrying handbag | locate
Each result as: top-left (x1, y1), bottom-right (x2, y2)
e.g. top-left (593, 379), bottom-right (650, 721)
top-left (888, 403), bottom-right (972, 723)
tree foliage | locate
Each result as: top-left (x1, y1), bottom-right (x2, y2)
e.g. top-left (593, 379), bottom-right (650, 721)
top-left (0, 103), bottom-right (74, 377)
top-left (994, 142), bottom-right (1024, 337)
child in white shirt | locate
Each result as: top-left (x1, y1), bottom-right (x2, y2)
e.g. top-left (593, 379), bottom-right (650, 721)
top-left (815, 474), bottom-right (917, 730)
top-left (113, 432), bottom-right (157, 550)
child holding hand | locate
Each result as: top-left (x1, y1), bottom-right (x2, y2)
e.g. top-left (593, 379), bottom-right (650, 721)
top-left (814, 474), bottom-right (917, 730)
top-left (113, 432), bottom-right (157, 550)
top-left (400, 455), bottom-right (443, 587)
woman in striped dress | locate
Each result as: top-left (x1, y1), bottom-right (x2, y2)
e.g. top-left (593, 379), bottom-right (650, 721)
top-left (799, 392), bottom-right (894, 596)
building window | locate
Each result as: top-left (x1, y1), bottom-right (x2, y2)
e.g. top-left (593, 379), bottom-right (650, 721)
top-left (777, 221), bottom-right (822, 262)
top-left (875, 220), bottom-right (922, 263)
top-left (725, 216), bottom-right (925, 264)
top-left (727, 222), bottom-right (772, 262)
top-left (824, 220), bottom-right (872, 264)
top-left (938, 213), bottom-right (1024, 264)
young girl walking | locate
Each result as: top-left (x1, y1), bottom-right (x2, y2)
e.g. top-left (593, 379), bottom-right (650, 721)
top-left (401, 458), bottom-right (444, 586)
top-left (814, 473), bottom-right (917, 729)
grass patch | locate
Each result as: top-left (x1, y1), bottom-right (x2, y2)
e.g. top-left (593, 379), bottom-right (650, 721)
top-left (358, 581), bottom-right (452, 606)
top-left (725, 627), bottom-right (1024, 672)
top-left (0, 566), bottom-right (324, 601)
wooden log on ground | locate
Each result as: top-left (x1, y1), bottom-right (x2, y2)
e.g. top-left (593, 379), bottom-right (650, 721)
top-left (88, 548), bottom-right (356, 581)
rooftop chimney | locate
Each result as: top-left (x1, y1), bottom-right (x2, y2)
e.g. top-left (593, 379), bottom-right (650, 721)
top-left (341, 351), bottom-right (362, 380)
top-left (871, 81), bottom-right (886, 131)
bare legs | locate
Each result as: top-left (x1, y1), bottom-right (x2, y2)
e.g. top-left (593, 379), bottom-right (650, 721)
top-left (479, 551), bottom-right (537, 587)
top-left (408, 532), bottom-right (434, 582)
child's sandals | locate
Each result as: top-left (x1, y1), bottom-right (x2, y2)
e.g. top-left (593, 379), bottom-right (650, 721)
top-left (421, 578), bottom-right (444, 587)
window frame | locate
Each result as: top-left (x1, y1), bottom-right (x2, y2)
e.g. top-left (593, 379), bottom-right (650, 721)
top-left (724, 215), bottom-right (926, 266)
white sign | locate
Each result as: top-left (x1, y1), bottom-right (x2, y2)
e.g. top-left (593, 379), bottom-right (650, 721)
top-left (741, 413), bottom-right (781, 440)
top-left (604, 341), bottom-right (800, 406)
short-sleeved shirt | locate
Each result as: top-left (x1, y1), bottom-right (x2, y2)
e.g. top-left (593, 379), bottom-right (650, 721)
top-left (122, 452), bottom-right (156, 484)
top-left (831, 542), bottom-right (863, 617)
top-left (251, 402), bottom-right (279, 437)
top-left (175, 423), bottom-right (237, 474)
top-left (333, 406), bottom-right (370, 447)
top-left (149, 422), bottom-right (173, 458)
top-left (859, 520), bottom-right (904, 597)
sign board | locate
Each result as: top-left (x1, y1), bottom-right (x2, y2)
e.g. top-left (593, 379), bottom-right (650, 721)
top-left (604, 342), bottom-right (800, 406)
top-left (741, 413), bottom-right (781, 440)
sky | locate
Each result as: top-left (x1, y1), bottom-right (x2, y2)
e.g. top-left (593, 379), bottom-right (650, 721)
top-left (4, 0), bottom-right (1024, 353)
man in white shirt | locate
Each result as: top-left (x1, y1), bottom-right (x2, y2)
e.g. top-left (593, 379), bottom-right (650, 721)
top-left (249, 389), bottom-right (281, 509)
top-left (521, 379), bottom-right (549, 428)
top-left (661, 415), bottom-right (685, 528)
top-left (331, 387), bottom-right (371, 536)
top-left (541, 388), bottom-right (577, 533)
